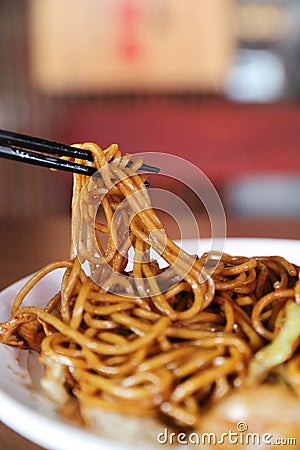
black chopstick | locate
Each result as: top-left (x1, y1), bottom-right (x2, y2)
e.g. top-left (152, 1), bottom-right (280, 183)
top-left (0, 129), bottom-right (160, 174)
top-left (0, 129), bottom-right (93, 161)
top-left (0, 145), bottom-right (152, 187)
top-left (0, 145), bottom-right (96, 176)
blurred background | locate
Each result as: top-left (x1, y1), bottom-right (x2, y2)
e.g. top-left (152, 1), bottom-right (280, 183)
top-left (1, 0), bottom-right (300, 289)
top-left (1, 2), bottom-right (300, 447)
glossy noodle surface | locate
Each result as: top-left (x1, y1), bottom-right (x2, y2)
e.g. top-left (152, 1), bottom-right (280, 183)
top-left (1, 143), bottom-right (300, 444)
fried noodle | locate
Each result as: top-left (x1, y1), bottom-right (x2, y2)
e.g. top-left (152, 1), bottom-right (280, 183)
top-left (1, 142), bottom-right (300, 434)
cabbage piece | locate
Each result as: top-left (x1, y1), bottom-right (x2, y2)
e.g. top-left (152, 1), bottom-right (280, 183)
top-left (249, 302), bottom-right (300, 384)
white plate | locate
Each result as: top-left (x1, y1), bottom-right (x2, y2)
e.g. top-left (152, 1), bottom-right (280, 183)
top-left (0, 238), bottom-right (300, 450)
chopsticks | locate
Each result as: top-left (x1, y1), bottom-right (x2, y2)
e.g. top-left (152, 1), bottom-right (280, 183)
top-left (0, 129), bottom-right (160, 179)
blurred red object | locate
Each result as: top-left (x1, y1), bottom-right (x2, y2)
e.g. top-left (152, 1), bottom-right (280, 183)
top-left (62, 100), bottom-right (300, 186)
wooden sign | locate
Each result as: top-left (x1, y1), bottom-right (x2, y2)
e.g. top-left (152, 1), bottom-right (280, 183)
top-left (29, 0), bottom-right (235, 94)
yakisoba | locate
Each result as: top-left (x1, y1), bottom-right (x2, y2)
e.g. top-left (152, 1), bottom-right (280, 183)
top-left (1, 142), bottom-right (300, 449)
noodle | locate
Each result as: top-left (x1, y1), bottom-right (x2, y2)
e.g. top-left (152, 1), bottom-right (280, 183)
top-left (1, 142), bottom-right (300, 440)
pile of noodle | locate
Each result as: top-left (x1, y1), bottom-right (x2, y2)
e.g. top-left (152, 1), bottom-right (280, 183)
top-left (1, 143), bottom-right (300, 447)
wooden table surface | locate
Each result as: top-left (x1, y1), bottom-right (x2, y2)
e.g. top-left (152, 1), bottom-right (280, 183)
top-left (0, 214), bottom-right (300, 449)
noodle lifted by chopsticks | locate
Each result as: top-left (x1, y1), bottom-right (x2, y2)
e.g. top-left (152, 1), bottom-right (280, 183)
top-left (1, 142), bottom-right (300, 433)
